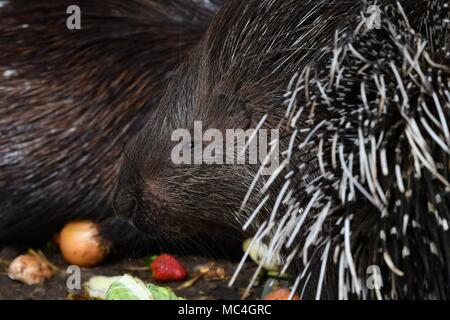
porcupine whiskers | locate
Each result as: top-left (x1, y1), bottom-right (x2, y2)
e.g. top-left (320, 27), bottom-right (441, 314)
top-left (241, 1), bottom-right (450, 300)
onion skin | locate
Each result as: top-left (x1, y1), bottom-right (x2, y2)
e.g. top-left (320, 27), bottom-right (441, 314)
top-left (59, 220), bottom-right (110, 267)
top-left (8, 254), bottom-right (54, 285)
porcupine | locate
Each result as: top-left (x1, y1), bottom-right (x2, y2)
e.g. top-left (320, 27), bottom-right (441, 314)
top-left (0, 0), bottom-right (220, 243)
top-left (114, 0), bottom-right (450, 299)
top-left (0, 0), bottom-right (448, 300)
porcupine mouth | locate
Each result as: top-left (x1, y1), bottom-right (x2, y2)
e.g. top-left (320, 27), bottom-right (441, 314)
top-left (121, 196), bottom-right (180, 238)
top-left (124, 194), bottom-right (233, 241)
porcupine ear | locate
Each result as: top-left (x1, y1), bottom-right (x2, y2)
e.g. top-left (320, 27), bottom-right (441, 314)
top-left (216, 91), bottom-right (254, 129)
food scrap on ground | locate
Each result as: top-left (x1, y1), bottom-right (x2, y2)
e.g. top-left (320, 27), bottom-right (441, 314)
top-left (263, 288), bottom-right (300, 300)
top-left (83, 275), bottom-right (121, 299)
top-left (150, 254), bottom-right (188, 282)
top-left (8, 251), bottom-right (56, 286)
top-left (0, 243), bottom-right (258, 300)
top-left (1, 230), bottom-right (282, 300)
top-left (58, 220), bottom-right (110, 267)
top-left (195, 262), bottom-right (227, 281)
top-left (243, 238), bottom-right (283, 273)
top-left (106, 274), bottom-right (183, 300)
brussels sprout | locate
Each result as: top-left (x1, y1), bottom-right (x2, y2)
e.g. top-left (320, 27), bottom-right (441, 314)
top-left (84, 275), bottom-right (121, 300)
top-left (96, 274), bottom-right (185, 300)
top-left (147, 283), bottom-right (184, 300)
top-left (243, 238), bottom-right (283, 272)
top-left (106, 274), bottom-right (154, 300)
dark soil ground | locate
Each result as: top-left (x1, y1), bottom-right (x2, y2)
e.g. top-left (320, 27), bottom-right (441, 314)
top-left (0, 245), bottom-right (259, 300)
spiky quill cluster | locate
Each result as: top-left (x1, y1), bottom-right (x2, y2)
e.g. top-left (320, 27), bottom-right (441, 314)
top-left (239, 0), bottom-right (450, 299)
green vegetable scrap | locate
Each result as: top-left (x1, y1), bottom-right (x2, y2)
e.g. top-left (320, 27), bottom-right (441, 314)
top-left (84, 274), bottom-right (184, 300)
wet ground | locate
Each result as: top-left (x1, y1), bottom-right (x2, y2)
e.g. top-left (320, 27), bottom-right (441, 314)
top-left (0, 245), bottom-right (259, 300)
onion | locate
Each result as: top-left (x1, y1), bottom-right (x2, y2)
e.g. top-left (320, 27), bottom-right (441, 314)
top-left (59, 220), bottom-right (110, 267)
top-left (8, 254), bottom-right (54, 285)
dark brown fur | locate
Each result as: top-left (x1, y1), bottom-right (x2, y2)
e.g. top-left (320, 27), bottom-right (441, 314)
top-left (0, 0), bottom-right (216, 242)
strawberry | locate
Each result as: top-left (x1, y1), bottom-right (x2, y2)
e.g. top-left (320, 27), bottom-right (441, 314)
top-left (150, 254), bottom-right (188, 282)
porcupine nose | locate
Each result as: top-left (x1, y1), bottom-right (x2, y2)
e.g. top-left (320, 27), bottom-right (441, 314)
top-left (112, 185), bottom-right (138, 222)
